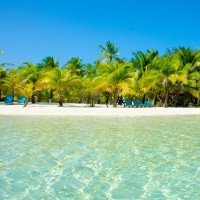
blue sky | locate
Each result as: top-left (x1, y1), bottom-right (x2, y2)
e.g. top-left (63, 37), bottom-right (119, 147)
top-left (1, 0), bottom-right (200, 67)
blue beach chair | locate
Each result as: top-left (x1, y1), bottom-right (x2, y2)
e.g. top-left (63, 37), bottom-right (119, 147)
top-left (17, 96), bottom-right (27, 104)
top-left (144, 101), bottom-right (152, 107)
top-left (133, 100), bottom-right (144, 107)
top-left (4, 94), bottom-right (14, 104)
top-left (124, 99), bottom-right (133, 107)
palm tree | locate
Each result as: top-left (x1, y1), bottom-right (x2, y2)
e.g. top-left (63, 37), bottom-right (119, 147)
top-left (130, 50), bottom-right (158, 79)
top-left (173, 47), bottom-right (200, 65)
top-left (18, 62), bottom-right (41, 103)
top-left (0, 50), bottom-right (13, 100)
top-left (39, 56), bottom-right (59, 69)
top-left (1, 69), bottom-right (20, 97)
top-left (38, 67), bottom-right (79, 106)
top-left (99, 41), bottom-right (120, 63)
top-left (155, 55), bottom-right (188, 107)
top-left (137, 68), bottom-right (162, 105)
top-left (98, 60), bottom-right (132, 107)
top-left (83, 63), bottom-right (97, 78)
top-left (39, 56), bottom-right (59, 102)
top-left (80, 76), bottom-right (101, 106)
top-left (126, 50), bottom-right (158, 103)
top-left (175, 47), bottom-right (200, 105)
top-left (17, 82), bottom-right (34, 107)
top-left (64, 57), bottom-right (84, 76)
top-left (0, 67), bottom-right (6, 100)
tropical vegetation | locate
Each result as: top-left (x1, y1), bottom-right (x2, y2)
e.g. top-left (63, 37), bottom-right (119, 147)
top-left (1, 42), bottom-right (200, 107)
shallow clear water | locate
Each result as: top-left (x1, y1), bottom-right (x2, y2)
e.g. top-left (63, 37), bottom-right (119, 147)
top-left (0, 115), bottom-right (199, 199)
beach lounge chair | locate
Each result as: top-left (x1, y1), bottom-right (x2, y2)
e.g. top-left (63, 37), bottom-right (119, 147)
top-left (17, 96), bottom-right (27, 104)
top-left (133, 100), bottom-right (144, 107)
top-left (124, 99), bottom-right (133, 107)
top-left (144, 101), bottom-right (152, 107)
top-left (4, 94), bottom-right (14, 104)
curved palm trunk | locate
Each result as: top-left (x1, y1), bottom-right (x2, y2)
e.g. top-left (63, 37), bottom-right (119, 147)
top-left (104, 92), bottom-right (110, 107)
top-left (57, 90), bottom-right (63, 107)
top-left (23, 97), bottom-right (29, 107)
top-left (163, 89), bottom-right (169, 108)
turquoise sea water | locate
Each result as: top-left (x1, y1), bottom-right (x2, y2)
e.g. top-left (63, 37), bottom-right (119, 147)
top-left (0, 115), bottom-right (200, 199)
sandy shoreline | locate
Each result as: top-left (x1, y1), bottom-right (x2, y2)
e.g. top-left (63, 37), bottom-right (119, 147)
top-left (0, 103), bottom-right (200, 116)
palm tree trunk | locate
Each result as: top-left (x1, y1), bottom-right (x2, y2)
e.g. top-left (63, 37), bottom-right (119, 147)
top-left (49, 89), bottom-right (53, 103)
top-left (104, 92), bottom-right (110, 107)
top-left (175, 94), bottom-right (180, 107)
top-left (194, 98), bottom-right (198, 105)
top-left (31, 86), bottom-right (35, 103)
top-left (23, 98), bottom-right (29, 107)
top-left (109, 55), bottom-right (113, 62)
top-left (31, 94), bottom-right (35, 103)
top-left (153, 94), bottom-right (157, 106)
top-left (142, 94), bottom-right (146, 104)
top-left (163, 89), bottom-right (169, 108)
top-left (113, 90), bottom-right (118, 107)
top-left (91, 95), bottom-right (96, 107)
top-left (58, 90), bottom-right (63, 107)
top-left (37, 92), bottom-right (42, 102)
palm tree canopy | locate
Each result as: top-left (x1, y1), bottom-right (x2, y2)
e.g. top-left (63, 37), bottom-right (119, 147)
top-left (64, 57), bottom-right (84, 76)
top-left (39, 56), bottom-right (59, 69)
top-left (99, 41), bottom-right (120, 63)
top-left (130, 49), bottom-right (158, 78)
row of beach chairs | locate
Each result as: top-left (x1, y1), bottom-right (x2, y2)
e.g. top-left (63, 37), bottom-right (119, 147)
top-left (4, 95), bottom-right (26, 105)
top-left (4, 95), bottom-right (152, 107)
top-left (124, 99), bottom-right (152, 107)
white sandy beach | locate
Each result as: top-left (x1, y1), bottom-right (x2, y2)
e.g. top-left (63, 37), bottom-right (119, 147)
top-left (0, 103), bottom-right (200, 116)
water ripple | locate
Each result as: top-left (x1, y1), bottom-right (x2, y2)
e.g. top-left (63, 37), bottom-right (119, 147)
top-left (0, 115), bottom-right (199, 199)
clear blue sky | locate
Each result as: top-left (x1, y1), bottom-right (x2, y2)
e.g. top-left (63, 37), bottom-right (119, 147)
top-left (1, 0), bottom-right (200, 67)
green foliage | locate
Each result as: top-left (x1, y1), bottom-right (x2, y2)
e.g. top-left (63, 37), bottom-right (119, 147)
top-left (99, 41), bottom-right (120, 63)
top-left (64, 57), bottom-right (84, 76)
top-left (1, 46), bottom-right (200, 107)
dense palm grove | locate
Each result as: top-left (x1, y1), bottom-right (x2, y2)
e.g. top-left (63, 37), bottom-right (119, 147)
top-left (0, 42), bottom-right (200, 107)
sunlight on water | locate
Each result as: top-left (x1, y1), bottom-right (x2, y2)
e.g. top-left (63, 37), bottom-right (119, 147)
top-left (0, 115), bottom-right (200, 199)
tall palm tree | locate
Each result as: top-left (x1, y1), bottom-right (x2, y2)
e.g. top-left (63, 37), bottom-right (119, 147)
top-left (79, 63), bottom-right (99, 106)
top-left (38, 67), bottom-right (79, 106)
top-left (99, 41), bottom-right (120, 63)
top-left (39, 56), bottom-right (59, 102)
top-left (167, 47), bottom-right (200, 105)
top-left (155, 55), bottom-right (188, 107)
top-left (128, 50), bottom-right (158, 102)
top-left (137, 68), bottom-right (162, 105)
top-left (18, 62), bottom-right (41, 103)
top-left (98, 60), bottom-right (132, 107)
